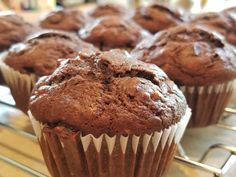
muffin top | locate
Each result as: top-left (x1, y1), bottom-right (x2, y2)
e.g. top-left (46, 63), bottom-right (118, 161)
top-left (30, 50), bottom-right (187, 137)
top-left (133, 4), bottom-right (183, 33)
top-left (5, 31), bottom-right (98, 76)
top-left (89, 3), bottom-right (130, 18)
top-left (40, 9), bottom-right (87, 31)
top-left (132, 24), bottom-right (236, 86)
top-left (0, 12), bottom-right (35, 51)
top-left (222, 7), bottom-right (236, 46)
top-left (79, 16), bottom-right (150, 51)
top-left (190, 12), bottom-right (236, 46)
top-left (223, 6), bottom-right (236, 14)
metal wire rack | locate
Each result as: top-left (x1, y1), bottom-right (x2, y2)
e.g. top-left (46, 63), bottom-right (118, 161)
top-left (0, 85), bottom-right (235, 177)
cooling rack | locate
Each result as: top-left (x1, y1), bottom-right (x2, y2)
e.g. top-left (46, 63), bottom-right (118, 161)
top-left (0, 85), bottom-right (235, 177)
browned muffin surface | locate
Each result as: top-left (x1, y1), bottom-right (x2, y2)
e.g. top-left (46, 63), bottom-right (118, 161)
top-left (89, 3), bottom-right (130, 18)
top-left (133, 4), bottom-right (183, 33)
top-left (191, 12), bottom-right (236, 46)
top-left (5, 31), bottom-right (98, 76)
top-left (30, 50), bottom-right (187, 137)
top-left (132, 24), bottom-right (236, 86)
top-left (223, 6), bottom-right (236, 13)
top-left (0, 12), bottom-right (36, 51)
top-left (79, 16), bottom-right (150, 51)
top-left (222, 7), bottom-right (236, 45)
top-left (40, 9), bottom-right (88, 31)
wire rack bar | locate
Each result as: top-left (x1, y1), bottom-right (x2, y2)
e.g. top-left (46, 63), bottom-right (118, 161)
top-left (0, 122), bottom-right (37, 141)
top-left (0, 100), bottom-right (15, 108)
top-left (216, 123), bottom-right (236, 131)
top-left (177, 144), bottom-right (190, 160)
top-left (221, 155), bottom-right (236, 176)
top-left (0, 91), bottom-right (236, 176)
top-left (174, 156), bottom-right (222, 176)
top-left (199, 144), bottom-right (236, 163)
top-left (0, 142), bottom-right (45, 164)
top-left (224, 108), bottom-right (236, 114)
top-left (175, 143), bottom-right (236, 177)
top-left (0, 155), bottom-right (48, 177)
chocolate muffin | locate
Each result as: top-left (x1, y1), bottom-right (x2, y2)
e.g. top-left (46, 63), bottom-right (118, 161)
top-left (29, 49), bottom-right (190, 177)
top-left (0, 11), bottom-right (36, 51)
top-left (223, 7), bottom-right (236, 107)
top-left (190, 12), bottom-right (236, 46)
top-left (40, 9), bottom-right (88, 32)
top-left (133, 4), bottom-right (183, 33)
top-left (89, 3), bottom-right (130, 18)
top-left (79, 16), bottom-right (150, 51)
top-left (222, 7), bottom-right (236, 46)
top-left (132, 24), bottom-right (236, 127)
top-left (0, 30), bottom-right (98, 113)
top-left (223, 6), bottom-right (236, 14)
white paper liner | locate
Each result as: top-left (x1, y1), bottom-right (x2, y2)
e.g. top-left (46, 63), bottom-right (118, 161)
top-left (180, 80), bottom-right (236, 128)
top-left (0, 52), bottom-right (36, 113)
top-left (180, 80), bottom-right (236, 94)
top-left (29, 108), bottom-right (191, 152)
top-left (29, 108), bottom-right (191, 177)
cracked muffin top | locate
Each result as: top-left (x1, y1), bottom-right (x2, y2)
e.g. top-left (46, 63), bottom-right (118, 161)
top-left (0, 12), bottom-right (36, 51)
top-left (89, 3), bottom-right (130, 18)
top-left (190, 12), bottom-right (236, 46)
top-left (5, 30), bottom-right (98, 76)
top-left (29, 49), bottom-right (187, 136)
top-left (40, 9), bottom-right (88, 31)
top-left (79, 16), bottom-right (150, 51)
top-left (131, 24), bottom-right (236, 86)
top-left (133, 3), bottom-right (183, 33)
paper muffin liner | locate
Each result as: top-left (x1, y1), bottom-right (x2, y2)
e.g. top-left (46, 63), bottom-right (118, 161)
top-left (228, 81), bottom-right (236, 108)
top-left (29, 108), bottom-right (191, 177)
top-left (180, 80), bottom-right (235, 128)
top-left (0, 52), bottom-right (37, 113)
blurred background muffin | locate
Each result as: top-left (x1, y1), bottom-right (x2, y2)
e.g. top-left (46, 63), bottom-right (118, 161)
top-left (132, 24), bottom-right (236, 127)
top-left (190, 11), bottom-right (236, 46)
top-left (79, 16), bottom-right (151, 51)
top-left (133, 3), bottom-right (184, 34)
top-left (0, 11), bottom-right (37, 52)
top-left (0, 11), bottom-right (38, 85)
top-left (0, 30), bottom-right (98, 113)
top-left (40, 9), bottom-right (89, 32)
top-left (222, 6), bottom-right (236, 46)
top-left (89, 3), bottom-right (132, 18)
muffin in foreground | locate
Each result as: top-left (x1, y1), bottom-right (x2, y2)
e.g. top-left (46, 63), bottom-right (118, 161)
top-left (40, 9), bottom-right (88, 32)
top-left (133, 4), bottom-right (183, 33)
top-left (79, 16), bottom-right (150, 51)
top-left (29, 50), bottom-right (191, 177)
top-left (0, 11), bottom-right (36, 51)
top-left (132, 24), bottom-right (236, 128)
top-left (89, 3), bottom-right (130, 18)
top-left (0, 30), bottom-right (98, 113)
